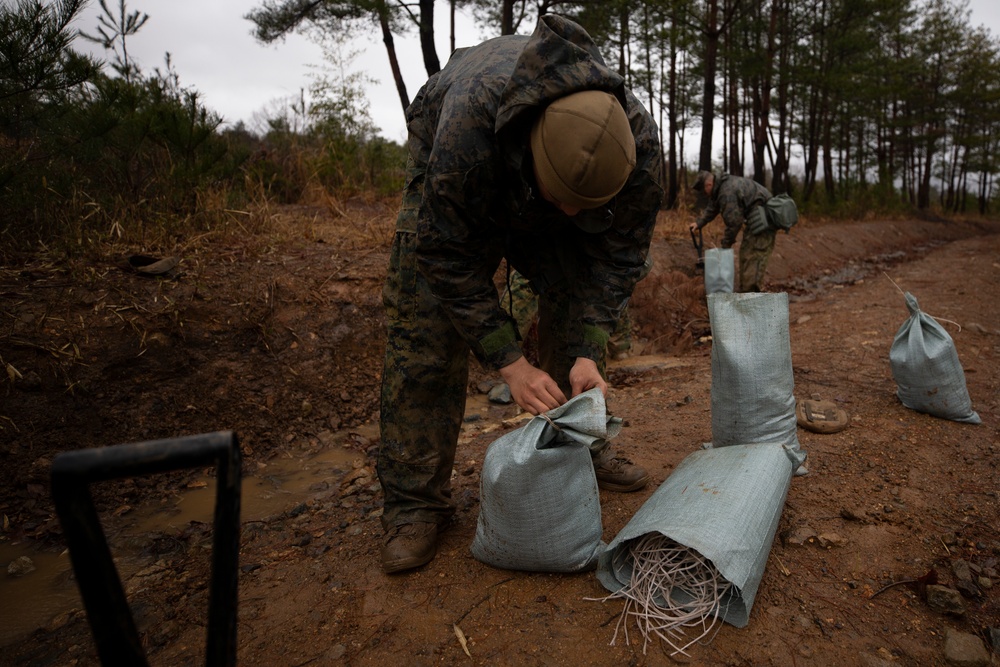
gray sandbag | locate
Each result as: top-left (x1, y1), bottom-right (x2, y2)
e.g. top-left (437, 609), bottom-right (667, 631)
top-left (704, 248), bottom-right (734, 294)
top-left (707, 293), bottom-right (806, 466)
top-left (471, 388), bottom-right (618, 572)
top-left (890, 292), bottom-right (980, 424)
top-left (597, 443), bottom-right (799, 628)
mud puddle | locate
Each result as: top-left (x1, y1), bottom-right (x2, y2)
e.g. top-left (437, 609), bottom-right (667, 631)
top-left (0, 423), bottom-right (377, 647)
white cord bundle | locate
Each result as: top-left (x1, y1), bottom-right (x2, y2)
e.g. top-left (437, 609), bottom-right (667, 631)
top-left (595, 533), bottom-right (732, 656)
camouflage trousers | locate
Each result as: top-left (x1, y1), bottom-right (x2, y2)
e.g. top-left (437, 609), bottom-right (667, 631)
top-left (378, 171), bottom-right (607, 530)
top-left (737, 227), bottom-right (777, 292)
top-left (500, 269), bottom-right (634, 358)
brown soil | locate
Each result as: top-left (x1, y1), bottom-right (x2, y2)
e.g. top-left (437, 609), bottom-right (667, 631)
top-left (1, 204), bottom-right (998, 666)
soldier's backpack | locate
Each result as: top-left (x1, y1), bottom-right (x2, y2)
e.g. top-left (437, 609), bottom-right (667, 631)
top-left (764, 194), bottom-right (798, 232)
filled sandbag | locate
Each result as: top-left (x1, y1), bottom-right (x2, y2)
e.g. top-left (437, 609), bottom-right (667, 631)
top-left (707, 293), bottom-right (806, 466)
top-left (471, 388), bottom-right (617, 572)
top-left (890, 292), bottom-right (980, 424)
top-left (704, 248), bottom-right (734, 294)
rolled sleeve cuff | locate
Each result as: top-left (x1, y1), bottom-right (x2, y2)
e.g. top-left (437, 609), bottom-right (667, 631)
top-left (478, 321), bottom-right (523, 371)
top-left (567, 324), bottom-right (610, 363)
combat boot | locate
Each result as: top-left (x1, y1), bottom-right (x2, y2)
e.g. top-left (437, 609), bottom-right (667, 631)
top-left (594, 448), bottom-right (650, 492)
top-left (381, 522), bottom-right (439, 574)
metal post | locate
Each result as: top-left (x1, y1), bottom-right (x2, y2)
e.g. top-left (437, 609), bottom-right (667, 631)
top-left (51, 431), bottom-right (241, 667)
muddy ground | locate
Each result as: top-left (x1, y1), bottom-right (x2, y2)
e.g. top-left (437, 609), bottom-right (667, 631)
top-left (1, 204), bottom-right (998, 666)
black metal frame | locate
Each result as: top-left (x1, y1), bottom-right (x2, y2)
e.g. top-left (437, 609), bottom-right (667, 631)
top-left (690, 228), bottom-right (705, 270)
top-left (51, 431), bottom-right (241, 667)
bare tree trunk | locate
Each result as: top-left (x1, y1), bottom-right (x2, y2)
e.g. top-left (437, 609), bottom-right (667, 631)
top-left (750, 0), bottom-right (778, 185)
top-left (771, 0), bottom-right (791, 194)
top-left (698, 0), bottom-right (720, 171)
top-left (665, 22), bottom-right (680, 208)
top-left (802, 88), bottom-right (820, 202)
top-left (501, 0), bottom-right (514, 35)
top-left (726, 64), bottom-right (740, 174)
top-left (822, 104), bottom-right (835, 201)
top-left (919, 137), bottom-right (934, 209)
top-left (378, 4), bottom-right (409, 113)
top-left (418, 0), bottom-right (440, 76)
top-left (620, 3), bottom-right (631, 82)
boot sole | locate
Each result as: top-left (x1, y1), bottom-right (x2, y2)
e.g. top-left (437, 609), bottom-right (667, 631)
top-left (597, 474), bottom-right (650, 493)
top-left (383, 550), bottom-right (436, 574)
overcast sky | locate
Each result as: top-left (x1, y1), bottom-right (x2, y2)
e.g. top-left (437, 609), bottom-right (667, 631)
top-left (74, 0), bottom-right (1000, 147)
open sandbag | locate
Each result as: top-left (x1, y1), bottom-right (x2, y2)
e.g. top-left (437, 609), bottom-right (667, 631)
top-left (471, 388), bottom-right (618, 572)
top-left (595, 443), bottom-right (799, 654)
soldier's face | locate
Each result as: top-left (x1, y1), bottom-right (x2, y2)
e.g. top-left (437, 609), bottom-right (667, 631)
top-left (704, 177), bottom-right (715, 196)
top-left (535, 177), bottom-right (582, 217)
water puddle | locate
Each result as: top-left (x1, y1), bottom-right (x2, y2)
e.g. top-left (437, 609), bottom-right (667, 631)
top-left (0, 423), bottom-right (377, 648)
top-left (0, 544), bottom-right (79, 646)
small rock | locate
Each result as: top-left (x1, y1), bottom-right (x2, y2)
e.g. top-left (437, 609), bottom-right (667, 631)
top-left (858, 651), bottom-right (896, 667)
top-left (19, 370), bottom-right (43, 391)
top-left (977, 576), bottom-right (992, 590)
top-left (953, 559), bottom-right (974, 581)
top-left (487, 383), bottom-right (512, 404)
top-left (943, 628), bottom-right (990, 666)
top-left (342, 467), bottom-right (372, 486)
top-left (988, 627), bottom-right (1000, 651)
top-left (817, 532), bottom-right (848, 548)
top-left (953, 560), bottom-right (980, 598)
top-left (45, 610), bottom-right (74, 633)
top-left (840, 507), bottom-right (867, 522)
top-left (784, 525), bottom-right (818, 546)
top-left (925, 584), bottom-right (966, 616)
top-left (7, 556), bottom-right (35, 577)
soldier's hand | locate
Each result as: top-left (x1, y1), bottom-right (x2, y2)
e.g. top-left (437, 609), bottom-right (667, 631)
top-left (569, 357), bottom-right (607, 398)
top-left (499, 357), bottom-right (567, 415)
top-left (688, 221), bottom-right (699, 233)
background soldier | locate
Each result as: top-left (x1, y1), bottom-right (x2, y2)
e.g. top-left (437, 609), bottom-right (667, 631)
top-left (689, 171), bottom-right (777, 292)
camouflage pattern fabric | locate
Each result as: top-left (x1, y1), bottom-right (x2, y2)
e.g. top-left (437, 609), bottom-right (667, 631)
top-left (737, 227), bottom-right (777, 293)
top-left (501, 269), bottom-right (634, 357)
top-left (498, 270), bottom-right (538, 340)
top-left (695, 173), bottom-right (777, 292)
top-left (378, 15), bottom-right (664, 529)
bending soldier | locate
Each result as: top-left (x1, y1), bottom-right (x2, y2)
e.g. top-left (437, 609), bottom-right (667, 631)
top-left (378, 14), bottom-right (664, 574)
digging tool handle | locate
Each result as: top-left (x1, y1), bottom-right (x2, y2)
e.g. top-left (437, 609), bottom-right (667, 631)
top-left (690, 228), bottom-right (704, 267)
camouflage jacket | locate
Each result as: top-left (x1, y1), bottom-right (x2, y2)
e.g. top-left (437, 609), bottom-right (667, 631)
top-left (695, 173), bottom-right (772, 248)
top-left (405, 14), bottom-right (664, 371)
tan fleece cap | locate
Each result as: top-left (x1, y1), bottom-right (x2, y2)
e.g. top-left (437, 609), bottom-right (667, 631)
top-left (531, 90), bottom-right (636, 210)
